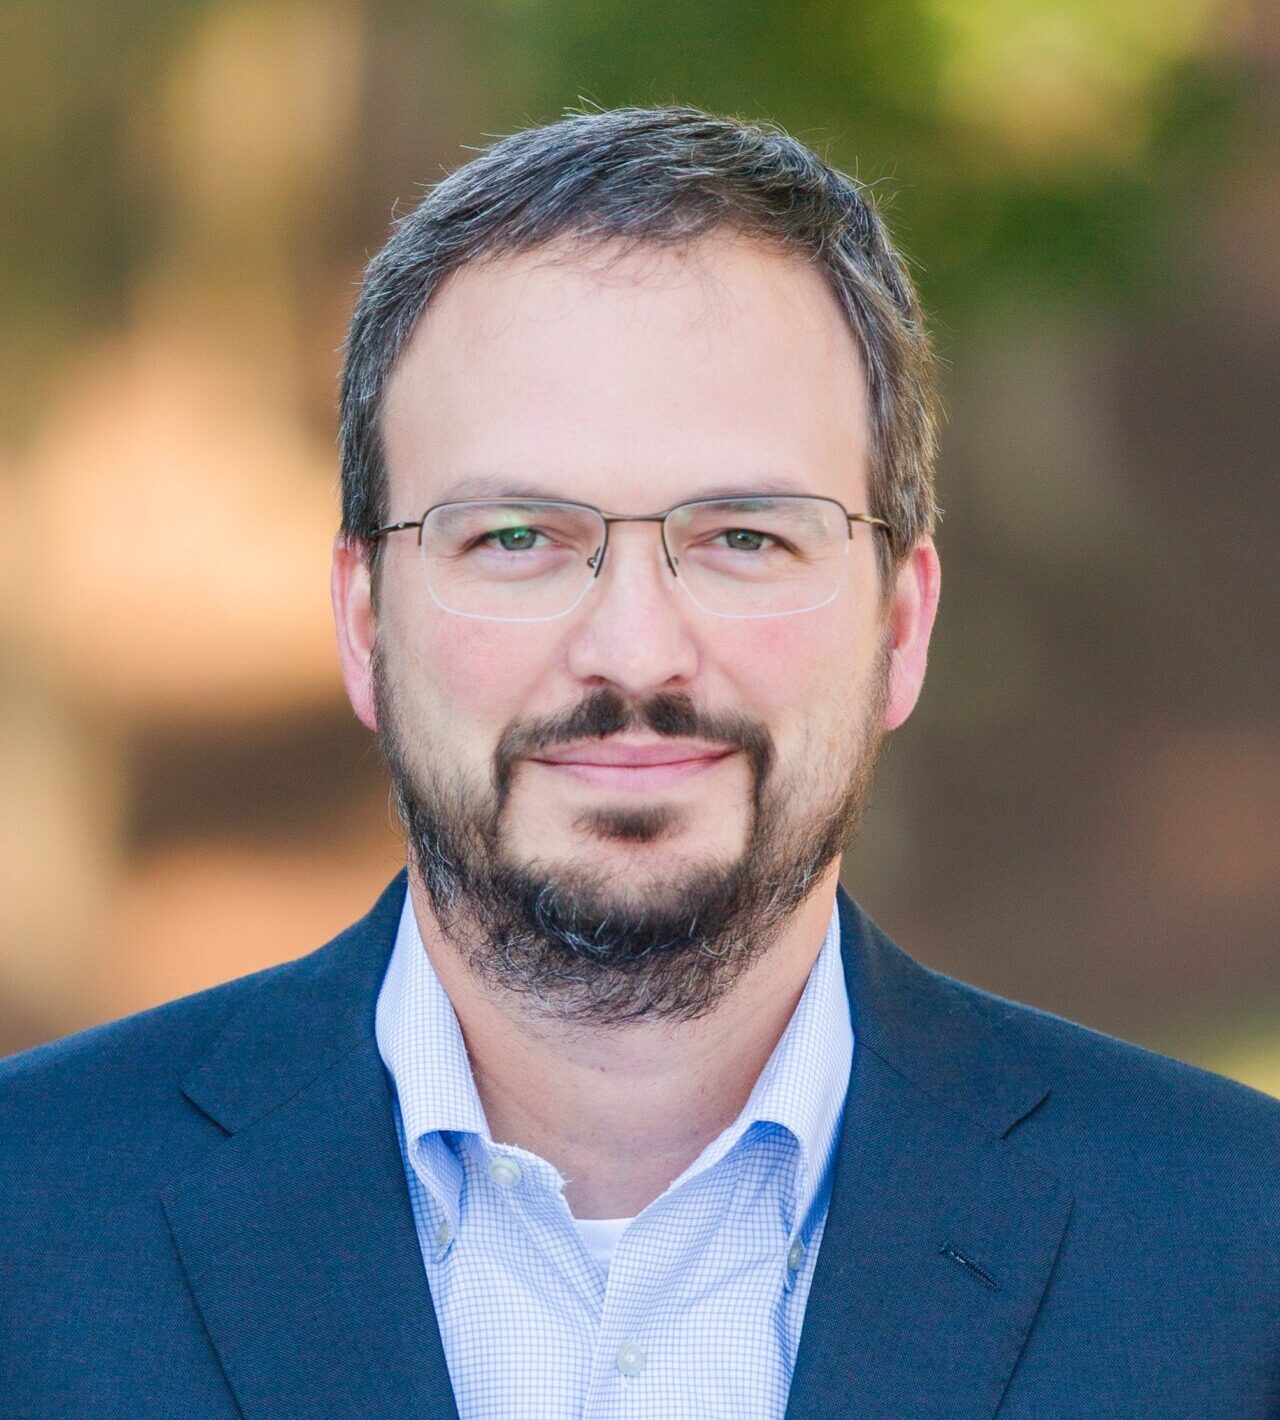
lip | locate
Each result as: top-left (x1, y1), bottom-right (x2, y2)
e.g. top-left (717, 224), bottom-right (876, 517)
top-left (534, 739), bottom-right (732, 768)
top-left (529, 740), bottom-right (735, 790)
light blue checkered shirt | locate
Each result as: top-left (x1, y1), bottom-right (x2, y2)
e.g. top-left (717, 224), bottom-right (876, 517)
top-left (376, 887), bottom-right (852, 1419)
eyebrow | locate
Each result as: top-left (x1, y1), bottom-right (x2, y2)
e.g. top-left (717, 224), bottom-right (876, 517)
top-left (434, 475), bottom-right (567, 503)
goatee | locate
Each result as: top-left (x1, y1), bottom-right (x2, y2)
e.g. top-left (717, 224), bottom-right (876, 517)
top-left (374, 644), bottom-right (889, 1026)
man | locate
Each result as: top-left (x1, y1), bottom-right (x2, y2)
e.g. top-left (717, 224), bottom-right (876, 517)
top-left (1, 106), bottom-right (1277, 1420)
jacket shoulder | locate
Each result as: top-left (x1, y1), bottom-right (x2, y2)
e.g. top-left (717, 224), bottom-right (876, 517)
top-left (0, 870), bottom-right (407, 1175)
top-left (900, 950), bottom-right (1280, 1231)
top-left (0, 947), bottom-right (326, 1166)
top-left (843, 893), bottom-right (1280, 1229)
top-left (943, 963), bottom-right (1279, 1139)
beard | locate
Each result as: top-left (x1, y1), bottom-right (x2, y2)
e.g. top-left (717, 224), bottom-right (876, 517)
top-left (373, 641), bottom-right (890, 1027)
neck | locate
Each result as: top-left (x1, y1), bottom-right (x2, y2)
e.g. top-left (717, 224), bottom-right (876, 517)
top-left (407, 861), bottom-right (841, 1219)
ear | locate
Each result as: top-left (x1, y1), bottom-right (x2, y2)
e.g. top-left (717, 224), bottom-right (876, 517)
top-left (331, 534), bottom-right (379, 732)
top-left (882, 537), bottom-right (941, 733)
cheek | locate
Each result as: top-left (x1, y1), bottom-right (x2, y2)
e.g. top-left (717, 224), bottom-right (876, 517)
top-left (408, 616), bottom-right (554, 730)
top-left (717, 610), bottom-right (849, 709)
top-left (713, 608), bottom-right (873, 763)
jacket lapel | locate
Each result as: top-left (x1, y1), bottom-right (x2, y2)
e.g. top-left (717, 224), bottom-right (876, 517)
top-left (786, 891), bottom-right (1073, 1420)
top-left (162, 873), bottom-right (459, 1420)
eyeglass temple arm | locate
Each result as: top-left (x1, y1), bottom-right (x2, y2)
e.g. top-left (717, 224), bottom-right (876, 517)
top-left (367, 519), bottom-right (425, 540)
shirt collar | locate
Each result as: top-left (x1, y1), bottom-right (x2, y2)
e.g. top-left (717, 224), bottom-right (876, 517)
top-left (376, 883), bottom-right (852, 1236)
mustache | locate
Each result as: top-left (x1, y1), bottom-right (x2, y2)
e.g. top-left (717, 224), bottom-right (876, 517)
top-left (493, 687), bottom-right (775, 806)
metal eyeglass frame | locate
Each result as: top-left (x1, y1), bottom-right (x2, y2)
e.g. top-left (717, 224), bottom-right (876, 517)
top-left (366, 493), bottom-right (893, 622)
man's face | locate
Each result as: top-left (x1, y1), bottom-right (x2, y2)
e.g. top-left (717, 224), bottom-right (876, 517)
top-left (335, 235), bottom-right (938, 1022)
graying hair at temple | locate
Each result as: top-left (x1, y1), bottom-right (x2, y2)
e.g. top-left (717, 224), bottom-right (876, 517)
top-left (339, 104), bottom-right (940, 582)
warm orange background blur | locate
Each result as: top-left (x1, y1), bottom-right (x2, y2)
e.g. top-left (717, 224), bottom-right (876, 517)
top-left (2, 1), bottom-right (1276, 1093)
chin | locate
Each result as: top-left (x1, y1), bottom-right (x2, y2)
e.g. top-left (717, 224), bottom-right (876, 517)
top-left (527, 799), bottom-right (748, 856)
top-left (529, 855), bottom-right (728, 920)
top-left (525, 828), bottom-right (746, 897)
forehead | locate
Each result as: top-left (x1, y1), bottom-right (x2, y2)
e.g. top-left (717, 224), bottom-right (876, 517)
top-left (380, 234), bottom-right (871, 512)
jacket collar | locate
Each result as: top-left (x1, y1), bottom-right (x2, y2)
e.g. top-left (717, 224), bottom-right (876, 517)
top-left (838, 890), bottom-right (1053, 1140)
top-left (167, 872), bottom-right (1070, 1420)
top-left (178, 871), bottom-right (409, 1136)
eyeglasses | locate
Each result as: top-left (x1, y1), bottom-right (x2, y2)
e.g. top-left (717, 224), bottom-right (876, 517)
top-left (368, 494), bottom-right (892, 622)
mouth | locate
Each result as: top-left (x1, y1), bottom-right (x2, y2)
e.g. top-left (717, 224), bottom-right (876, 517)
top-left (528, 739), bottom-right (737, 791)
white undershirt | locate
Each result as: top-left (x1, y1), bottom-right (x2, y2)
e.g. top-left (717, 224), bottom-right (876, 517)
top-left (572, 1214), bottom-right (633, 1270)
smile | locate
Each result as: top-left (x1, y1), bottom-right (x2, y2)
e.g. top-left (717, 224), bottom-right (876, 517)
top-left (528, 741), bottom-right (736, 791)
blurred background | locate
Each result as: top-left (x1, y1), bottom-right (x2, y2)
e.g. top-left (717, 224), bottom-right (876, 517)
top-left (1, 0), bottom-right (1276, 1090)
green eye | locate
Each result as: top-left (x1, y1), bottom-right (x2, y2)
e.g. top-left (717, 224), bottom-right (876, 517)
top-left (494, 526), bottom-right (538, 551)
top-left (722, 528), bottom-right (768, 551)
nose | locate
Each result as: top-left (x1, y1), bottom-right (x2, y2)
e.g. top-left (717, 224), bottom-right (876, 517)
top-left (563, 522), bottom-right (700, 695)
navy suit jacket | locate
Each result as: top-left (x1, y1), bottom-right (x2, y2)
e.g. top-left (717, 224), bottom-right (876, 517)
top-left (2, 871), bottom-right (1278, 1418)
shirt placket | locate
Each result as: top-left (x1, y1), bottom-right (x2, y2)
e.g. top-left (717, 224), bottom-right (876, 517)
top-left (577, 1147), bottom-right (770, 1420)
top-left (469, 1135), bottom-right (608, 1316)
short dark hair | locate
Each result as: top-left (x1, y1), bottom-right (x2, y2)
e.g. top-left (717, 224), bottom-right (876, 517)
top-left (340, 105), bottom-right (939, 577)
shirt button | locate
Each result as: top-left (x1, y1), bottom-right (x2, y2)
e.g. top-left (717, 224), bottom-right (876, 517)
top-left (488, 1156), bottom-right (522, 1189)
top-left (787, 1239), bottom-right (806, 1272)
top-left (616, 1340), bottom-right (646, 1377)
top-left (435, 1220), bottom-right (453, 1248)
